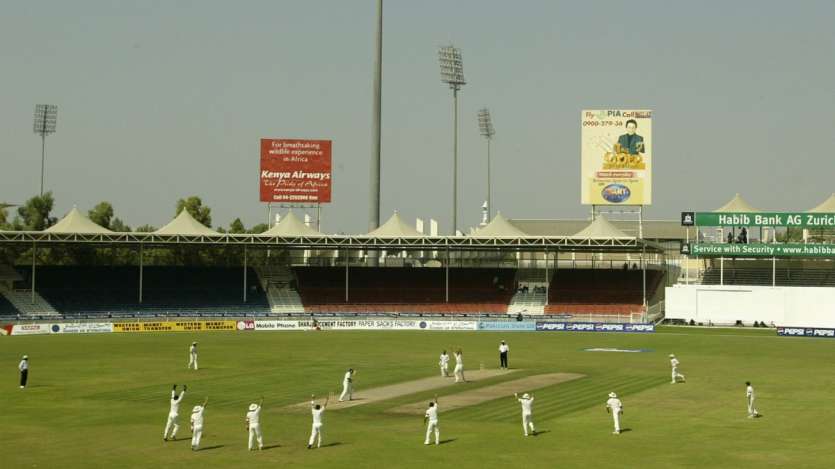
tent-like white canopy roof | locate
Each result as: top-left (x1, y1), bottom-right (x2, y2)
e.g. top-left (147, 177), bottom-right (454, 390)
top-left (154, 210), bottom-right (218, 236)
top-left (45, 207), bottom-right (113, 234)
top-left (570, 215), bottom-right (633, 239)
top-left (714, 193), bottom-right (759, 212)
top-left (473, 212), bottom-right (528, 237)
top-left (807, 193), bottom-right (835, 213)
top-left (364, 211), bottom-right (423, 237)
top-left (262, 210), bottom-right (324, 237)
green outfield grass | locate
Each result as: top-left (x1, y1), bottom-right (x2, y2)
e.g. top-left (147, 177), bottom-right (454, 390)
top-left (1, 326), bottom-right (832, 468)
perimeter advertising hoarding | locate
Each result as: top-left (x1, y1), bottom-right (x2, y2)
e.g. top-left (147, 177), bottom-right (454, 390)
top-left (686, 243), bottom-right (835, 258)
top-left (581, 110), bottom-right (652, 205)
top-left (112, 321), bottom-right (236, 333)
top-left (690, 212), bottom-right (835, 228)
top-left (260, 139), bottom-right (332, 203)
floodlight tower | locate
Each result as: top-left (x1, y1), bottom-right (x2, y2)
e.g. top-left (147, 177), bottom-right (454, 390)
top-left (438, 45), bottom-right (465, 235)
top-left (33, 104), bottom-right (58, 196)
top-left (477, 108), bottom-right (495, 220)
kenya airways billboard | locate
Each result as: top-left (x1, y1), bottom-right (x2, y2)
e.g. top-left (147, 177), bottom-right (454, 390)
top-left (260, 139), bottom-right (332, 203)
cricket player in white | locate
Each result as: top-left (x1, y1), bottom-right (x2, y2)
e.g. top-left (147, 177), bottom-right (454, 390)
top-left (190, 398), bottom-right (208, 451)
top-left (246, 397), bottom-right (264, 450)
top-left (424, 395), bottom-right (440, 445)
top-left (514, 392), bottom-right (536, 436)
top-left (746, 381), bottom-right (758, 418)
top-left (453, 349), bottom-right (465, 383)
top-left (605, 392), bottom-right (623, 434)
top-left (669, 354), bottom-right (686, 383)
top-left (308, 394), bottom-right (328, 449)
top-left (163, 384), bottom-right (186, 441)
top-left (339, 368), bottom-right (355, 402)
top-left (188, 342), bottom-right (198, 370)
top-left (18, 355), bottom-right (29, 389)
top-left (439, 351), bottom-right (450, 377)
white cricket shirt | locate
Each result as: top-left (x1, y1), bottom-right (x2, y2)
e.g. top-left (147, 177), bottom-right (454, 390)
top-left (440, 354), bottom-right (449, 365)
top-left (670, 358), bottom-right (679, 368)
top-left (247, 406), bottom-right (261, 426)
top-left (311, 406), bottom-right (325, 426)
top-left (746, 386), bottom-right (754, 399)
top-left (170, 391), bottom-right (184, 415)
top-left (518, 397), bottom-right (534, 415)
top-left (191, 407), bottom-right (205, 427)
top-left (499, 344), bottom-right (509, 353)
top-left (19, 360), bottom-right (28, 371)
top-left (425, 405), bottom-right (439, 422)
top-left (606, 398), bottom-right (623, 412)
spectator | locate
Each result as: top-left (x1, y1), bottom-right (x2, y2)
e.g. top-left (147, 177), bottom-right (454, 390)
top-left (727, 231), bottom-right (734, 244)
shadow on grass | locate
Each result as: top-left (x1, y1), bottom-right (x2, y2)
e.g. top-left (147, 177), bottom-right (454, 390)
top-left (261, 444), bottom-right (281, 450)
top-left (320, 442), bottom-right (343, 448)
top-left (532, 430), bottom-right (550, 436)
top-left (438, 439), bottom-right (456, 445)
top-left (199, 445), bottom-right (224, 451)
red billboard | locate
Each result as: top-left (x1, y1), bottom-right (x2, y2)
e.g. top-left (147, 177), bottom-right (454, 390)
top-left (260, 139), bottom-right (332, 203)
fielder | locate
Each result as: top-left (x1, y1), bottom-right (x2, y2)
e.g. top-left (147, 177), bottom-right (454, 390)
top-left (188, 342), bottom-right (198, 370)
top-left (163, 384), bottom-right (186, 441)
top-left (605, 392), bottom-right (623, 434)
top-left (339, 368), bottom-right (355, 402)
top-left (424, 395), bottom-right (440, 445)
top-left (746, 381), bottom-right (759, 418)
top-left (514, 392), bottom-right (536, 436)
top-left (18, 355), bottom-right (28, 389)
top-left (453, 349), bottom-right (465, 383)
top-left (190, 397), bottom-right (208, 451)
top-left (669, 354), bottom-right (686, 383)
top-left (308, 394), bottom-right (328, 449)
top-left (439, 350), bottom-right (450, 377)
top-left (246, 397), bottom-right (264, 450)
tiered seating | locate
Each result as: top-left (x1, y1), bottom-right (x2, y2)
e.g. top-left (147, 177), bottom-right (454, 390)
top-left (295, 267), bottom-right (515, 313)
top-left (702, 267), bottom-right (835, 287)
top-left (0, 293), bottom-right (20, 317)
top-left (545, 269), bottom-right (664, 316)
top-left (18, 266), bottom-right (270, 316)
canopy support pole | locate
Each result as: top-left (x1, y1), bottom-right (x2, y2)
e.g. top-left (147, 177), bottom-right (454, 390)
top-left (139, 244), bottom-right (144, 304)
top-left (31, 242), bottom-right (36, 305)
top-left (243, 245), bottom-right (248, 303)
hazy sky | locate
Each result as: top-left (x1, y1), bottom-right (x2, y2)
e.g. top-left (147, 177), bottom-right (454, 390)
top-left (2, 1), bottom-right (834, 234)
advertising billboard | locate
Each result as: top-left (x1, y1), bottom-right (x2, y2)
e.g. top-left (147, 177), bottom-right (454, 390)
top-left (581, 110), bottom-right (652, 205)
top-left (260, 139), bottom-right (332, 203)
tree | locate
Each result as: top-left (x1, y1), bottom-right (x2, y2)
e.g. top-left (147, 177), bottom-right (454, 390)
top-left (110, 218), bottom-right (131, 232)
top-left (229, 218), bottom-right (246, 234)
top-left (135, 224), bottom-right (156, 233)
top-left (13, 192), bottom-right (56, 231)
top-left (0, 207), bottom-right (8, 229)
top-left (88, 202), bottom-right (115, 229)
top-left (175, 196), bottom-right (212, 227)
top-left (249, 223), bottom-right (269, 234)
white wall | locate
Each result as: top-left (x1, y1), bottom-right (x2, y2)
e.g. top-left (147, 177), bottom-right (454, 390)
top-left (666, 285), bottom-right (835, 327)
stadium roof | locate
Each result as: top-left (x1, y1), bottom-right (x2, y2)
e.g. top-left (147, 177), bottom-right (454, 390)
top-left (713, 193), bottom-right (759, 212)
top-left (808, 193), bottom-right (835, 213)
top-left (364, 211), bottom-right (423, 237)
top-left (570, 216), bottom-right (632, 239)
top-left (45, 207), bottom-right (113, 234)
top-left (262, 210), bottom-right (323, 237)
top-left (509, 219), bottom-right (687, 240)
top-left (154, 210), bottom-right (219, 236)
top-left (473, 212), bottom-right (528, 237)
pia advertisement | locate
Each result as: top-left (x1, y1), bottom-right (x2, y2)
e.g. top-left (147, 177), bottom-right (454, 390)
top-left (581, 109), bottom-right (652, 205)
top-left (477, 321), bottom-right (536, 331)
top-left (536, 322), bottom-right (655, 333)
top-left (260, 138), bottom-right (332, 203)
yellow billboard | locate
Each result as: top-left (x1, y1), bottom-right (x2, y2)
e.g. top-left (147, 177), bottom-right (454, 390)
top-left (113, 320), bottom-right (236, 333)
top-left (581, 110), bottom-right (652, 205)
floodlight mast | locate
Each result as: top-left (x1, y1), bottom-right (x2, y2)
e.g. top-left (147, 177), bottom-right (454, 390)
top-left (33, 104), bottom-right (58, 197)
top-left (438, 45), bottom-right (465, 235)
top-left (477, 108), bottom-right (495, 220)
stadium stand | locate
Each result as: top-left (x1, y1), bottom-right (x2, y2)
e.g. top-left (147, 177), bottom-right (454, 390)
top-left (0, 292), bottom-right (20, 317)
top-left (12, 266), bottom-right (270, 316)
top-left (545, 268), bottom-right (664, 316)
top-left (701, 266), bottom-right (835, 287)
top-left (294, 267), bottom-right (516, 313)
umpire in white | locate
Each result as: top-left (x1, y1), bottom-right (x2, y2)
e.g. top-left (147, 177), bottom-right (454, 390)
top-left (19, 355), bottom-right (29, 389)
top-left (499, 341), bottom-right (509, 369)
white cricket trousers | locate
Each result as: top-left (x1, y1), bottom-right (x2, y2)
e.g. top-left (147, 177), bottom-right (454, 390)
top-left (747, 397), bottom-right (757, 416)
top-left (424, 421), bottom-right (439, 444)
top-left (440, 363), bottom-right (449, 377)
top-left (248, 424), bottom-right (263, 449)
top-left (188, 354), bottom-right (198, 370)
top-left (191, 426), bottom-right (203, 448)
top-left (454, 365), bottom-right (464, 382)
top-left (522, 413), bottom-right (535, 436)
top-left (164, 414), bottom-right (179, 439)
top-left (672, 368), bottom-right (684, 383)
top-left (339, 382), bottom-right (353, 401)
top-left (612, 411), bottom-right (621, 433)
top-left (309, 423), bottom-right (323, 447)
